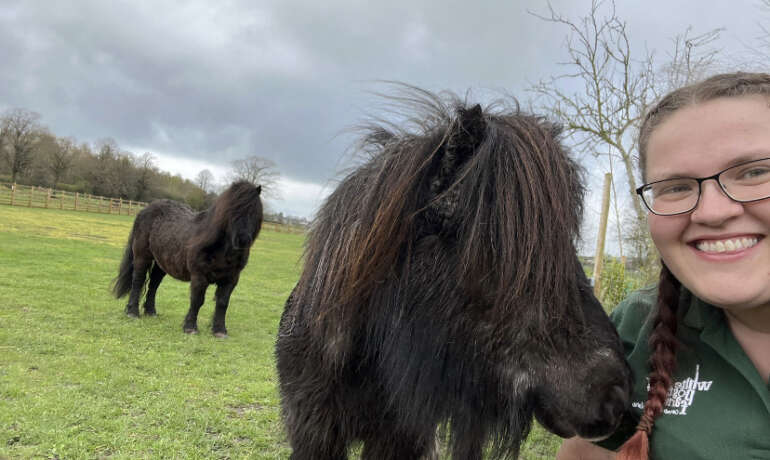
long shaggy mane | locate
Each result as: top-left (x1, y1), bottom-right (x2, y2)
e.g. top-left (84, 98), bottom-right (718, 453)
top-left (294, 87), bottom-right (587, 362)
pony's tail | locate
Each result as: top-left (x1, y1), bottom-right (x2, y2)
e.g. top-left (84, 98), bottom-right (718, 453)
top-left (112, 227), bottom-right (136, 299)
top-left (617, 262), bottom-right (681, 460)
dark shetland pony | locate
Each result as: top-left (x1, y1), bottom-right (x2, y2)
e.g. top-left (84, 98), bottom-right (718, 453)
top-left (112, 180), bottom-right (263, 337)
top-left (275, 88), bottom-right (633, 459)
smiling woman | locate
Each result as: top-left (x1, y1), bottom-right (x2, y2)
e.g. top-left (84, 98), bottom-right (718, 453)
top-left (558, 72), bottom-right (770, 460)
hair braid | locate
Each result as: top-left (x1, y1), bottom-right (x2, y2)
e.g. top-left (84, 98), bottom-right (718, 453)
top-left (617, 262), bottom-right (681, 460)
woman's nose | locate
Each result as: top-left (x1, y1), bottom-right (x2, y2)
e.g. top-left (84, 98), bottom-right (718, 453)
top-left (690, 179), bottom-right (744, 225)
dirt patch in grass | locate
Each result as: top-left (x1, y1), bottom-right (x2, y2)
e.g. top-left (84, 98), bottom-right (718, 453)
top-left (227, 402), bottom-right (265, 418)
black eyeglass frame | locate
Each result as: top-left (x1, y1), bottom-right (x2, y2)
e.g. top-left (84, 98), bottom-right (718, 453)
top-left (635, 157), bottom-right (770, 216)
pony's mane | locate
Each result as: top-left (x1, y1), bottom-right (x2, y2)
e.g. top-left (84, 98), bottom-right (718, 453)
top-left (188, 181), bottom-right (262, 249)
top-left (297, 88), bottom-right (587, 358)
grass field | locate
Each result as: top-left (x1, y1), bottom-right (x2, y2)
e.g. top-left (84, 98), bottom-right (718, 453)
top-left (0, 205), bottom-right (562, 459)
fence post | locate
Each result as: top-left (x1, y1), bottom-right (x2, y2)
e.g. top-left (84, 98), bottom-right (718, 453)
top-left (46, 188), bottom-right (51, 208)
top-left (75, 192), bottom-right (79, 211)
top-left (60, 190), bottom-right (64, 209)
top-left (10, 183), bottom-right (16, 206)
top-left (593, 173), bottom-right (612, 297)
top-left (108, 197), bottom-right (113, 214)
top-left (28, 186), bottom-right (34, 207)
top-left (118, 198), bottom-right (123, 215)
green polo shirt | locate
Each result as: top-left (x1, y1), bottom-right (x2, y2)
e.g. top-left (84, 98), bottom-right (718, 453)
top-left (597, 285), bottom-right (770, 459)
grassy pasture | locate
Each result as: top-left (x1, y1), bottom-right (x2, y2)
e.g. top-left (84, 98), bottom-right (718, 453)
top-left (0, 205), bottom-right (561, 459)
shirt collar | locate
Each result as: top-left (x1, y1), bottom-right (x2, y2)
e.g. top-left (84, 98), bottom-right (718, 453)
top-left (681, 288), bottom-right (723, 331)
top-left (680, 288), bottom-right (770, 407)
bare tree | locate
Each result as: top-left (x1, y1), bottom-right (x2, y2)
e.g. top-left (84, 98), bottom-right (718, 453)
top-left (227, 155), bottom-right (280, 198)
top-left (529, 0), bottom-right (721, 258)
top-left (0, 108), bottom-right (42, 183)
top-left (48, 136), bottom-right (77, 188)
top-left (195, 168), bottom-right (215, 193)
top-left (662, 27), bottom-right (723, 92)
top-left (96, 138), bottom-right (120, 160)
top-left (754, 0), bottom-right (770, 59)
top-left (89, 138), bottom-right (137, 198)
top-left (134, 152), bottom-right (156, 201)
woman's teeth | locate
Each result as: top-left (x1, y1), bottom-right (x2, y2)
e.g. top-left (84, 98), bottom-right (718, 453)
top-left (695, 237), bottom-right (758, 253)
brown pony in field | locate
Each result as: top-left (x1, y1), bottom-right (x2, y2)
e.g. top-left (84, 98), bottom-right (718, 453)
top-left (112, 181), bottom-right (263, 337)
top-left (275, 88), bottom-right (633, 459)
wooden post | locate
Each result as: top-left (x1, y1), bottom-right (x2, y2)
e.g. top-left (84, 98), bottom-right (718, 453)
top-left (593, 173), bottom-right (612, 297)
top-left (128, 200), bottom-right (132, 215)
top-left (108, 197), bottom-right (113, 214)
top-left (75, 192), bottom-right (79, 211)
top-left (28, 186), bottom-right (34, 207)
top-left (10, 183), bottom-right (16, 206)
top-left (46, 188), bottom-right (51, 208)
top-left (118, 198), bottom-right (123, 215)
top-left (60, 190), bottom-right (64, 209)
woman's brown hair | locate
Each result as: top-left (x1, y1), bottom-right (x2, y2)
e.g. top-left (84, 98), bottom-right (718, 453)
top-left (619, 72), bottom-right (770, 460)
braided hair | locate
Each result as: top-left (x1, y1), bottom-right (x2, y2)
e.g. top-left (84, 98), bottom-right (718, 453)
top-left (617, 263), bottom-right (680, 460)
top-left (619, 71), bottom-right (770, 459)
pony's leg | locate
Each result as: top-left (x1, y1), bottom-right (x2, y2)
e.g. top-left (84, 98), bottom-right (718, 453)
top-left (360, 431), bottom-right (437, 460)
top-left (211, 279), bottom-right (237, 338)
top-left (142, 264), bottom-right (166, 316)
top-left (449, 426), bottom-right (484, 460)
top-left (125, 258), bottom-right (151, 318)
top-left (182, 276), bottom-right (208, 334)
top-left (286, 427), bottom-right (348, 460)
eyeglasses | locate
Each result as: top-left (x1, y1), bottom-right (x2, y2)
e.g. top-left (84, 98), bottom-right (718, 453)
top-left (636, 157), bottom-right (770, 216)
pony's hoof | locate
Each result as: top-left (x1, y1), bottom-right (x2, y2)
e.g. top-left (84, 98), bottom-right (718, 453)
top-left (144, 311), bottom-right (157, 317)
top-left (126, 311), bottom-right (140, 318)
top-left (213, 331), bottom-right (228, 339)
top-left (184, 328), bottom-right (199, 335)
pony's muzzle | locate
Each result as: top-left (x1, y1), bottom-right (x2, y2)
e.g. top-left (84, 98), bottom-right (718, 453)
top-left (576, 361), bottom-right (634, 440)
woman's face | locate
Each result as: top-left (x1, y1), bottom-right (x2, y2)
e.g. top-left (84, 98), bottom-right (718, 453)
top-left (646, 95), bottom-right (770, 322)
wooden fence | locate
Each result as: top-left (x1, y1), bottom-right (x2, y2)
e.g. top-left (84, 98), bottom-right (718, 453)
top-left (0, 182), bottom-right (148, 216)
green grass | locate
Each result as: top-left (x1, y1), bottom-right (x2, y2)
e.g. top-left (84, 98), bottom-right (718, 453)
top-left (0, 205), bottom-right (561, 459)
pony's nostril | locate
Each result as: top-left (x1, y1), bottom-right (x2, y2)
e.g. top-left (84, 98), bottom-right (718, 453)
top-left (602, 384), bottom-right (630, 424)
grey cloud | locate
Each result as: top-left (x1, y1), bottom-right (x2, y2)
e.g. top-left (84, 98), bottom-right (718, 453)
top-left (0, 0), bottom-right (763, 217)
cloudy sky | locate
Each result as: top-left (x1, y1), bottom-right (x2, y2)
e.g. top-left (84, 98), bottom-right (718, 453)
top-left (0, 0), bottom-right (766, 248)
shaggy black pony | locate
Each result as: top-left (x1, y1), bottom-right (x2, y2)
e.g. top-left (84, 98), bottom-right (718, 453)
top-left (112, 181), bottom-right (263, 337)
top-left (275, 89), bottom-right (633, 459)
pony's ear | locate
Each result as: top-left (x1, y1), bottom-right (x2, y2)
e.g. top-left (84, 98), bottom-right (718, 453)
top-left (431, 104), bottom-right (486, 195)
top-left (256, 185), bottom-right (262, 196)
top-left (425, 104), bottom-right (486, 234)
top-left (446, 103), bottom-right (485, 164)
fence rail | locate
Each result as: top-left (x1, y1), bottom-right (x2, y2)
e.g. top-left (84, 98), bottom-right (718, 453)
top-left (0, 182), bottom-right (148, 216)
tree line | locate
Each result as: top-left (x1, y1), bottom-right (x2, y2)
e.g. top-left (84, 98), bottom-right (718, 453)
top-left (0, 108), bottom-right (284, 212)
top-left (0, 108), bottom-right (214, 209)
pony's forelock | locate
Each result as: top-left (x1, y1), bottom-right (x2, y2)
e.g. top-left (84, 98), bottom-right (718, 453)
top-left (453, 114), bottom-right (585, 327)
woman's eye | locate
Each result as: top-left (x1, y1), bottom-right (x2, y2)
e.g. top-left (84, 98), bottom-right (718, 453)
top-left (738, 167), bottom-right (770, 180)
top-left (655, 182), bottom-right (693, 196)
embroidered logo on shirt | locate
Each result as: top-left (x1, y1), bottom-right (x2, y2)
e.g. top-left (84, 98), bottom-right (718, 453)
top-left (632, 364), bottom-right (713, 415)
